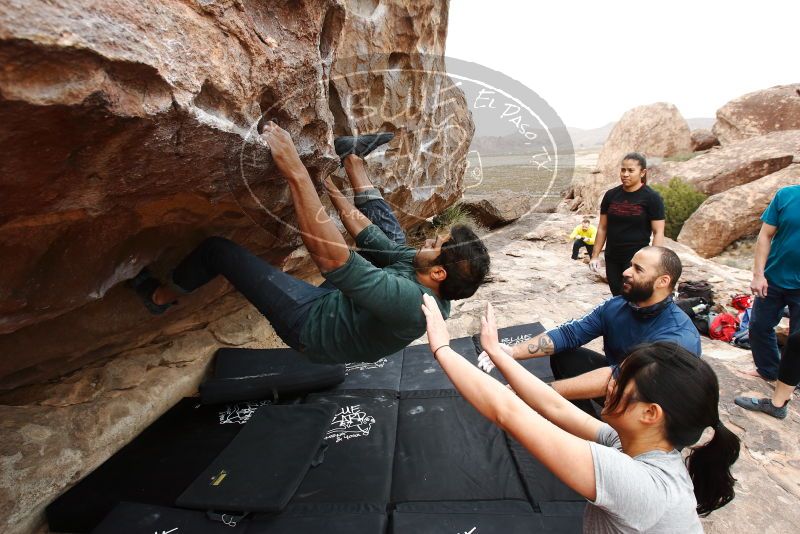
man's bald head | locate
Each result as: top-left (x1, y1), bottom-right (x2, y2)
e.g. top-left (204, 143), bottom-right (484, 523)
top-left (640, 246), bottom-right (682, 290)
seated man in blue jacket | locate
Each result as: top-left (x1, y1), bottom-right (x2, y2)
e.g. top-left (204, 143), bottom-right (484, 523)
top-left (480, 245), bottom-right (700, 414)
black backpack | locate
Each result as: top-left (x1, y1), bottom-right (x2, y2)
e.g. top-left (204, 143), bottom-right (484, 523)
top-left (676, 296), bottom-right (711, 336)
top-left (678, 280), bottom-right (715, 306)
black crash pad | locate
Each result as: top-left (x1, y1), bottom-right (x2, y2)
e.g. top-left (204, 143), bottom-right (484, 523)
top-left (200, 347), bottom-right (345, 404)
top-left (249, 503), bottom-right (387, 533)
top-left (293, 391), bottom-right (399, 505)
top-left (391, 390), bottom-right (527, 503)
top-left (177, 404), bottom-right (335, 513)
top-left (507, 437), bottom-right (584, 509)
top-left (391, 500), bottom-right (581, 534)
top-left (90, 502), bottom-right (248, 533)
top-left (331, 350), bottom-right (404, 392)
top-left (47, 398), bottom-right (257, 533)
top-left (399, 336), bottom-right (477, 392)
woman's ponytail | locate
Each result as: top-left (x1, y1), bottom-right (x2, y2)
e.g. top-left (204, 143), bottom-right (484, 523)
top-left (614, 343), bottom-right (742, 517)
top-left (686, 422), bottom-right (740, 516)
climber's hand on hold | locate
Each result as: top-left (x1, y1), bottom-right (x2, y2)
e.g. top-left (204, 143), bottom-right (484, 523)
top-left (261, 121), bottom-right (308, 180)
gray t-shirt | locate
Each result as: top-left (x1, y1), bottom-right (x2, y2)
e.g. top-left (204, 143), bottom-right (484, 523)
top-left (583, 424), bottom-right (702, 533)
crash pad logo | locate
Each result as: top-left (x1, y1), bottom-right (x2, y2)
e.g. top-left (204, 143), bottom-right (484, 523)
top-left (218, 400), bottom-right (271, 425)
top-left (325, 404), bottom-right (376, 443)
top-left (344, 358), bottom-right (388, 374)
top-left (500, 333), bottom-right (533, 346)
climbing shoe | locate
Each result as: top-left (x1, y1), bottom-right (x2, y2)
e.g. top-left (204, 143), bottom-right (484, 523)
top-left (734, 396), bottom-right (788, 419)
top-left (127, 268), bottom-right (174, 316)
top-left (334, 132), bottom-right (394, 160)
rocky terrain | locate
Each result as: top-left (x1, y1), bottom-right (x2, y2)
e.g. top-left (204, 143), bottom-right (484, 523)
top-left (4, 212), bottom-right (798, 534)
top-left (1, 1), bottom-right (798, 531)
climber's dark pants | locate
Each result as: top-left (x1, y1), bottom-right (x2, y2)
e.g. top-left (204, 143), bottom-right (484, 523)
top-left (171, 189), bottom-right (405, 349)
top-left (171, 237), bottom-right (331, 350)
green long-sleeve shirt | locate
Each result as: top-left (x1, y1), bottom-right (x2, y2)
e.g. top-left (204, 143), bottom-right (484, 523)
top-left (300, 224), bottom-right (450, 363)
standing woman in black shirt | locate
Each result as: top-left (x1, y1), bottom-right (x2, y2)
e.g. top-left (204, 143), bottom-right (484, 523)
top-left (589, 152), bottom-right (666, 296)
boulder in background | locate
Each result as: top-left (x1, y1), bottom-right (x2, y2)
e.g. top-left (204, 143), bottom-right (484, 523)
top-left (713, 83), bottom-right (800, 144)
top-left (571, 102), bottom-right (692, 213)
top-left (461, 190), bottom-right (532, 228)
top-left (648, 129), bottom-right (799, 195)
top-left (677, 164), bottom-right (800, 257)
top-left (690, 128), bottom-right (720, 151)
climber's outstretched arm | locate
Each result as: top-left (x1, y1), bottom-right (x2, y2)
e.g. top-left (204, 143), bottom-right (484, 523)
top-left (261, 121), bottom-right (349, 272)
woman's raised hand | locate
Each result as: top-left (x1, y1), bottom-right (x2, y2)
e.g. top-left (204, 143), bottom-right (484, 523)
top-left (421, 293), bottom-right (450, 356)
top-left (480, 302), bottom-right (501, 357)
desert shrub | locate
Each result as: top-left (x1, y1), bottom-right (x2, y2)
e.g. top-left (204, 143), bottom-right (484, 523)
top-left (431, 203), bottom-right (477, 231)
top-left (651, 177), bottom-right (707, 239)
top-left (405, 204), bottom-right (478, 248)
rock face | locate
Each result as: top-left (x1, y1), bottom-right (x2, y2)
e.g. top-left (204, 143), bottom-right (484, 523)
top-left (648, 129), bottom-right (800, 195)
top-left (0, 0), bottom-right (471, 391)
top-left (0, 296), bottom-right (285, 534)
top-left (713, 84), bottom-right (800, 144)
top-left (690, 128), bottom-right (720, 151)
top-left (677, 164), bottom-right (800, 257)
top-left (461, 190), bottom-right (533, 228)
top-left (571, 102), bottom-right (692, 213)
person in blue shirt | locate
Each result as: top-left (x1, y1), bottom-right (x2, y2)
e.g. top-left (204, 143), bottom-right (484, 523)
top-left (738, 185), bottom-right (800, 383)
top-left (478, 245), bottom-right (700, 415)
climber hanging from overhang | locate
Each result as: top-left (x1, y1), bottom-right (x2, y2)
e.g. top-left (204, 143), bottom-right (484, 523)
top-left (129, 122), bottom-right (491, 364)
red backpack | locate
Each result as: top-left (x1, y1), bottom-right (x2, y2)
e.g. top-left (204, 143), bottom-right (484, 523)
top-left (731, 294), bottom-right (752, 312)
top-left (709, 313), bottom-right (739, 342)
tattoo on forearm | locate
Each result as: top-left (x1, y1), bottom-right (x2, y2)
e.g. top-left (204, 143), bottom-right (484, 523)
top-left (527, 335), bottom-right (554, 355)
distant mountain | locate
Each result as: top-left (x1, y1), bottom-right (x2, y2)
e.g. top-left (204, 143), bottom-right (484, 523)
top-left (567, 123), bottom-right (616, 149)
top-left (686, 117), bottom-right (715, 130)
top-left (470, 118), bottom-right (716, 154)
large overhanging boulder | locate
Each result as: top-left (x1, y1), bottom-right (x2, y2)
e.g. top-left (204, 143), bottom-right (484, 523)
top-left (0, 0), bottom-right (472, 391)
top-left (677, 164), bottom-right (800, 258)
top-left (712, 83), bottom-right (800, 144)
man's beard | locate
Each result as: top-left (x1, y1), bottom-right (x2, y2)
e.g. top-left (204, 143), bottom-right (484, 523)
top-left (621, 275), bottom-right (655, 302)
top-left (413, 252), bottom-right (438, 271)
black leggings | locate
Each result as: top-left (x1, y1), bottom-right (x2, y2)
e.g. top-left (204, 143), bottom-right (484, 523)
top-left (605, 258), bottom-right (632, 297)
top-left (779, 331), bottom-right (800, 386)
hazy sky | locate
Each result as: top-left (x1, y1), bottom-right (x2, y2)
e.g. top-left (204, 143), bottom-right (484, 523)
top-left (446, 0), bottom-right (799, 129)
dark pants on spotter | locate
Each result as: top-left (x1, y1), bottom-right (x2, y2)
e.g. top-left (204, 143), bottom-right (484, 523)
top-left (605, 258), bottom-right (632, 297)
top-left (549, 347), bottom-right (609, 418)
top-left (170, 188), bottom-right (405, 351)
top-left (571, 240), bottom-right (594, 260)
top-left (778, 332), bottom-right (800, 387)
top-left (749, 283), bottom-right (800, 380)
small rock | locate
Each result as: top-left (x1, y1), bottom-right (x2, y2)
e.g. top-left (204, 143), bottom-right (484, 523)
top-left (690, 128), bottom-right (720, 151)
